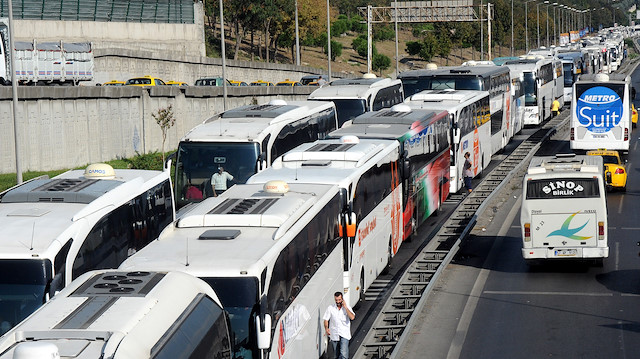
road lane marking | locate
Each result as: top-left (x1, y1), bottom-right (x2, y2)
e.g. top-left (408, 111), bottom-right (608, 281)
top-left (618, 195), bottom-right (624, 214)
top-left (446, 197), bottom-right (522, 359)
top-left (482, 290), bottom-right (613, 296)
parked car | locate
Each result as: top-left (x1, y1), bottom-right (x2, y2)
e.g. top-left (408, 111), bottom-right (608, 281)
top-left (229, 80), bottom-right (248, 86)
top-left (194, 77), bottom-right (229, 86)
top-left (276, 79), bottom-right (302, 86)
top-left (125, 76), bottom-right (166, 86)
top-left (587, 149), bottom-right (627, 191)
top-left (300, 74), bottom-right (328, 85)
top-left (632, 103), bottom-right (637, 128)
top-left (166, 80), bottom-right (188, 86)
top-left (250, 80), bottom-right (274, 86)
top-left (103, 80), bottom-right (125, 86)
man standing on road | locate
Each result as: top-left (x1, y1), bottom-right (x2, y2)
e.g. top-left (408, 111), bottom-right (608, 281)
top-left (324, 292), bottom-right (355, 359)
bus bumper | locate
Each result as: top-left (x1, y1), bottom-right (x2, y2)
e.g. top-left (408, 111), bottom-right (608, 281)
top-left (522, 247), bottom-right (609, 259)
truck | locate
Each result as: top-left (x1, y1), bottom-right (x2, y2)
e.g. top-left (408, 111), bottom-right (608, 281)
top-left (0, 18), bottom-right (93, 85)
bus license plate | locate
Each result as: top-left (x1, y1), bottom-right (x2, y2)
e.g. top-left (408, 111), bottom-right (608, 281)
top-left (555, 249), bottom-right (577, 257)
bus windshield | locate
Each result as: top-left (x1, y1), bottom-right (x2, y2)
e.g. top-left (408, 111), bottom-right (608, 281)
top-left (400, 77), bottom-right (432, 97)
top-left (430, 76), bottom-right (484, 91)
top-left (175, 142), bottom-right (260, 208)
top-left (331, 99), bottom-right (367, 126)
top-left (204, 277), bottom-right (259, 359)
top-left (523, 72), bottom-right (537, 106)
top-left (526, 178), bottom-right (600, 199)
top-left (0, 259), bottom-right (50, 335)
top-left (575, 83), bottom-right (626, 99)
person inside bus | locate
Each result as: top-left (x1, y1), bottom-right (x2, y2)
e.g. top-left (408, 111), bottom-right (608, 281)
top-left (324, 292), bottom-right (355, 359)
top-left (464, 152), bottom-right (473, 193)
top-left (211, 166), bottom-right (234, 196)
top-left (185, 180), bottom-right (203, 200)
top-left (551, 99), bottom-right (561, 117)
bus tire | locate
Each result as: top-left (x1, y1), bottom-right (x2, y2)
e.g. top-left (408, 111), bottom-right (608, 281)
top-left (433, 187), bottom-right (442, 216)
top-left (382, 239), bottom-right (392, 275)
top-left (357, 270), bottom-right (366, 306)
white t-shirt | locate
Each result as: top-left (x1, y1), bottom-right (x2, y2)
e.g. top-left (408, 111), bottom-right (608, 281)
top-left (211, 171), bottom-right (233, 190)
top-left (323, 303), bottom-right (353, 341)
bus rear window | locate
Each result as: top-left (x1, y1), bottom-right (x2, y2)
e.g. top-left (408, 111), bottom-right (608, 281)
top-left (526, 178), bottom-right (600, 199)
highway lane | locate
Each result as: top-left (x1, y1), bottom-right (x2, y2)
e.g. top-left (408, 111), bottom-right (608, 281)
top-left (397, 105), bottom-right (640, 357)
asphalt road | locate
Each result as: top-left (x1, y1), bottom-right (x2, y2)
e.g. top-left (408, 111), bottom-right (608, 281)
top-left (396, 76), bottom-right (640, 358)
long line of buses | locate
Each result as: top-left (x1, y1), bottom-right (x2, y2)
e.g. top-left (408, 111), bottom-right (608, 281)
top-left (0, 27), bottom-right (631, 359)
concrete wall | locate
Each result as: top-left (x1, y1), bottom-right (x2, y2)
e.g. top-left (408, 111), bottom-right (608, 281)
top-left (14, 2), bottom-right (206, 58)
top-left (0, 86), bottom-right (315, 174)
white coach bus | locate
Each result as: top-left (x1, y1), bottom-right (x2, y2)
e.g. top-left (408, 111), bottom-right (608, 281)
top-left (0, 270), bottom-right (232, 358)
top-left (121, 182), bottom-right (352, 359)
top-left (171, 99), bottom-right (337, 210)
top-left (308, 75), bottom-right (404, 126)
top-left (398, 63), bottom-right (512, 155)
top-left (404, 89), bottom-right (492, 193)
top-left (570, 73), bottom-right (631, 154)
top-left (0, 164), bottom-right (174, 335)
top-left (504, 56), bottom-right (556, 126)
top-left (248, 136), bottom-right (404, 308)
top-left (520, 154), bottom-right (608, 265)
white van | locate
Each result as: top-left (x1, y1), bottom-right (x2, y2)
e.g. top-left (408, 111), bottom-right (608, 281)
top-left (520, 154), bottom-right (608, 265)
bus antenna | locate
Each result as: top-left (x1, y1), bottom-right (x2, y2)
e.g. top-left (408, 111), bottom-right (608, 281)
top-left (185, 236), bottom-right (190, 266)
top-left (30, 222), bottom-right (35, 250)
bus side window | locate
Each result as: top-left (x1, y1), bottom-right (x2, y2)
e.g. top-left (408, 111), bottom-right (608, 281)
top-left (51, 239), bottom-right (72, 295)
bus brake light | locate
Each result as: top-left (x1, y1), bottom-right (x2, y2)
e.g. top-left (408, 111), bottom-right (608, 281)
top-left (624, 128), bottom-right (629, 141)
top-left (570, 128), bottom-right (574, 141)
top-left (598, 222), bottom-right (605, 240)
top-left (524, 223), bottom-right (531, 242)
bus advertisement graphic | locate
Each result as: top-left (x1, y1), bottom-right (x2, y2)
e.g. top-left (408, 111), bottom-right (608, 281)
top-left (576, 86), bottom-right (622, 133)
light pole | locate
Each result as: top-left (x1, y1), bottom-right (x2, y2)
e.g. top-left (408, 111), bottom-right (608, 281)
top-left (511, 0), bottom-right (514, 56)
top-left (537, 1), bottom-right (543, 49)
top-left (525, 0), bottom-right (537, 53)
top-left (295, 0), bottom-right (300, 66)
top-left (219, 0), bottom-right (227, 111)
top-left (553, 3), bottom-right (558, 46)
top-left (545, 1), bottom-right (550, 47)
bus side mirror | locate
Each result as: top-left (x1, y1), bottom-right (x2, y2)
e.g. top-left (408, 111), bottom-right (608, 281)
top-left (346, 212), bottom-right (357, 237)
top-left (165, 152), bottom-right (176, 172)
top-left (256, 313), bottom-right (272, 349)
top-left (402, 159), bottom-right (411, 180)
top-left (453, 128), bottom-right (461, 144)
top-left (48, 273), bottom-right (64, 300)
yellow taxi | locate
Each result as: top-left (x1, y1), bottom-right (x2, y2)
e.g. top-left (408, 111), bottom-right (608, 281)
top-left (229, 80), bottom-right (248, 86)
top-left (632, 104), bottom-right (637, 128)
top-left (103, 80), bottom-right (125, 86)
top-left (587, 149), bottom-right (627, 191)
top-left (125, 76), bottom-right (166, 86)
top-left (166, 80), bottom-right (188, 86)
top-left (250, 80), bottom-right (274, 87)
top-left (276, 79), bottom-right (302, 86)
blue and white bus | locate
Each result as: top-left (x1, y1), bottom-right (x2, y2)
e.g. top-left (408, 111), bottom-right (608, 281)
top-left (557, 51), bottom-right (584, 103)
top-left (570, 73), bottom-right (631, 154)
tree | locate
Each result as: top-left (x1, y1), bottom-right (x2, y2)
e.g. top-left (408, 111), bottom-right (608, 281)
top-left (152, 105), bottom-right (176, 164)
top-left (372, 53), bottom-right (391, 75)
top-left (419, 32), bottom-right (439, 62)
top-left (324, 40), bottom-right (343, 61)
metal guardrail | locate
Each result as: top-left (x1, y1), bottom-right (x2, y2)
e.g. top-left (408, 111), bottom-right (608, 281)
top-left (353, 113), bottom-right (570, 359)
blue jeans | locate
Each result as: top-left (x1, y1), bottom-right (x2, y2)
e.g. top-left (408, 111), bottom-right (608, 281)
top-left (331, 336), bottom-right (349, 359)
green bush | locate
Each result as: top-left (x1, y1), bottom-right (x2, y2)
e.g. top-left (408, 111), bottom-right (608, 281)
top-left (350, 15), bottom-right (366, 33)
top-left (406, 41), bottom-right (422, 56)
top-left (332, 19), bottom-right (349, 37)
top-left (324, 40), bottom-right (343, 61)
top-left (374, 24), bottom-right (395, 41)
top-left (125, 151), bottom-right (165, 171)
top-left (372, 53), bottom-right (391, 74)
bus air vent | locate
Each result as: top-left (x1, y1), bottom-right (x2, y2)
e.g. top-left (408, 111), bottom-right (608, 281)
top-left (306, 143), bottom-right (355, 152)
top-left (1, 178), bottom-right (121, 204)
top-left (209, 198), bottom-right (279, 215)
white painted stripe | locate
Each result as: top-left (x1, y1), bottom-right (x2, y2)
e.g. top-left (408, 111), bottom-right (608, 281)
top-left (446, 197), bottom-right (522, 359)
top-left (482, 290), bottom-right (613, 297)
top-left (618, 195), bottom-right (624, 214)
top-left (619, 227), bottom-right (640, 230)
top-left (621, 293), bottom-right (640, 297)
top-left (615, 241), bottom-right (620, 272)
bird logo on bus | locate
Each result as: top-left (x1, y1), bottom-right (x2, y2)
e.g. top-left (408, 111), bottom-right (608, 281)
top-left (577, 86), bottom-right (622, 133)
top-left (547, 212), bottom-right (592, 241)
